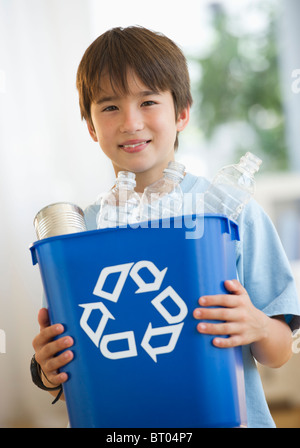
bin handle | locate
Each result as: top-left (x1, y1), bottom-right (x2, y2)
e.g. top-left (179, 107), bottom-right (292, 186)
top-left (29, 245), bottom-right (38, 266)
top-left (219, 217), bottom-right (240, 242)
top-left (229, 220), bottom-right (240, 242)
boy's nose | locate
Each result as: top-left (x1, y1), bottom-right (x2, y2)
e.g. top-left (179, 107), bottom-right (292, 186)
top-left (119, 108), bottom-right (144, 134)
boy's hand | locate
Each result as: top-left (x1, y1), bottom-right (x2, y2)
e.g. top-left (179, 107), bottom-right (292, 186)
top-left (32, 308), bottom-right (74, 388)
top-left (193, 279), bottom-right (268, 348)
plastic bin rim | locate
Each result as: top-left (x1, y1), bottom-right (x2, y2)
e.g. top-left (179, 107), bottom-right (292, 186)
top-left (29, 213), bottom-right (239, 261)
top-left (29, 213), bottom-right (239, 245)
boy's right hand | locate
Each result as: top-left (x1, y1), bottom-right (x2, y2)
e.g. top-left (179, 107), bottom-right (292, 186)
top-left (32, 308), bottom-right (74, 388)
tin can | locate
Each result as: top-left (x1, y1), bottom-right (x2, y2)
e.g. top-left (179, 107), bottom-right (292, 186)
top-left (34, 202), bottom-right (86, 240)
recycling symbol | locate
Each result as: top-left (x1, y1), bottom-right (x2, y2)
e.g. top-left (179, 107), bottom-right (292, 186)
top-left (78, 261), bottom-right (188, 362)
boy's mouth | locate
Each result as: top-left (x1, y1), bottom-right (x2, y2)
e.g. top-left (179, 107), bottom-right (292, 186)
top-left (119, 140), bottom-right (151, 149)
top-left (119, 140), bottom-right (151, 153)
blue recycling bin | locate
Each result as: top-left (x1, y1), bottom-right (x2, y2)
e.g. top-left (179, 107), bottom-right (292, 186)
top-left (30, 214), bottom-right (247, 428)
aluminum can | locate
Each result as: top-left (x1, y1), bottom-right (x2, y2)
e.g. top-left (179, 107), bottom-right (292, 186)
top-left (34, 202), bottom-right (86, 240)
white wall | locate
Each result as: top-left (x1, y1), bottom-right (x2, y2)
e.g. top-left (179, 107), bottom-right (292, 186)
top-left (0, 0), bottom-right (114, 427)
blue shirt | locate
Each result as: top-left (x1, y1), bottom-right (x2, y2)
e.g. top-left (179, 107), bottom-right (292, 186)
top-left (84, 172), bottom-right (300, 427)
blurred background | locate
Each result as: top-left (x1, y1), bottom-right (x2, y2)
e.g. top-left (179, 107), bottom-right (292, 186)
top-left (0, 0), bottom-right (300, 428)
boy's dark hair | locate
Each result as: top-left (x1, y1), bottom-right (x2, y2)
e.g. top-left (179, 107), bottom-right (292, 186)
top-left (76, 26), bottom-right (193, 149)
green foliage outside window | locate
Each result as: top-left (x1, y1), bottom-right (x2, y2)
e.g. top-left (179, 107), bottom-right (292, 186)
top-left (192, 2), bottom-right (288, 171)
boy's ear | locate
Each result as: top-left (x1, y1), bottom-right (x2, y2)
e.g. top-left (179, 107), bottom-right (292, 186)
top-left (176, 106), bottom-right (190, 132)
top-left (87, 120), bottom-right (98, 142)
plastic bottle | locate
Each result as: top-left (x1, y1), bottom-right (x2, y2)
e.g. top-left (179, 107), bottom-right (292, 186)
top-left (139, 161), bottom-right (185, 222)
top-left (97, 171), bottom-right (141, 229)
top-left (203, 152), bottom-right (262, 220)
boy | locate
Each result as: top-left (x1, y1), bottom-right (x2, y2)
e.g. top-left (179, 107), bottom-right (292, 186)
top-left (32, 26), bottom-right (300, 427)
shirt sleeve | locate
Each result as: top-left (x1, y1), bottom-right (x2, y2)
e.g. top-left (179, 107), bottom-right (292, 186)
top-left (236, 199), bottom-right (300, 328)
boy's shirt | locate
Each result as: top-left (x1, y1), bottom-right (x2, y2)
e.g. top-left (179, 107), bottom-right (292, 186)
top-left (84, 172), bottom-right (300, 427)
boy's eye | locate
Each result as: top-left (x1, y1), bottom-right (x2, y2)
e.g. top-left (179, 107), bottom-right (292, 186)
top-left (141, 100), bottom-right (156, 107)
top-left (102, 105), bottom-right (118, 112)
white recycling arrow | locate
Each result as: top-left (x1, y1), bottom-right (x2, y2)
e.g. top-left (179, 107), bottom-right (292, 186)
top-left (151, 286), bottom-right (188, 324)
top-left (78, 302), bottom-right (115, 347)
top-left (100, 331), bottom-right (137, 360)
top-left (129, 260), bottom-right (168, 294)
top-left (141, 322), bottom-right (184, 362)
top-left (93, 262), bottom-right (134, 302)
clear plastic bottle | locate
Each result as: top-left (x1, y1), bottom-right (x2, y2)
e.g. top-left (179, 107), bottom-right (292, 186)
top-left (139, 161), bottom-right (185, 222)
top-left (203, 152), bottom-right (262, 220)
top-left (97, 171), bottom-right (141, 229)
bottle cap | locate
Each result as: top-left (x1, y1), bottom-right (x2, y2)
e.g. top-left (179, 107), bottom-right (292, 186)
top-left (117, 171), bottom-right (136, 186)
top-left (240, 152), bottom-right (262, 174)
top-left (163, 161), bottom-right (185, 180)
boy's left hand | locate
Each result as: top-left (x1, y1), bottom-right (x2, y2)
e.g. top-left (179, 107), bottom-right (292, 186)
top-left (193, 279), bottom-right (268, 348)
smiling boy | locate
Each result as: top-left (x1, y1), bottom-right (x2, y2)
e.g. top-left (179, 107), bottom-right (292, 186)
top-left (76, 26), bottom-right (192, 192)
top-left (32, 26), bottom-right (300, 427)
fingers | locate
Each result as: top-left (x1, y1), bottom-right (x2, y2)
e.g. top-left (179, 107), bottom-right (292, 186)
top-left (194, 303), bottom-right (234, 320)
top-left (197, 280), bottom-right (245, 308)
top-left (224, 279), bottom-right (246, 295)
top-left (195, 318), bottom-right (244, 348)
top-left (33, 309), bottom-right (74, 386)
top-left (37, 308), bottom-right (51, 330)
top-left (41, 347), bottom-right (74, 386)
top-left (211, 335), bottom-right (242, 348)
top-left (196, 320), bottom-right (239, 337)
top-left (34, 332), bottom-right (74, 385)
top-left (196, 294), bottom-right (238, 309)
top-left (193, 280), bottom-right (246, 348)
top-left (38, 334), bottom-right (74, 363)
top-left (193, 301), bottom-right (238, 348)
top-left (32, 321), bottom-right (65, 352)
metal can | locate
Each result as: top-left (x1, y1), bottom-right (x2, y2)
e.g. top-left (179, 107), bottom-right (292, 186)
top-left (34, 202), bottom-right (87, 240)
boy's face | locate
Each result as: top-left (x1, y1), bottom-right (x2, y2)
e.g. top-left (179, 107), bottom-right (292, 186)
top-left (87, 70), bottom-right (189, 191)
